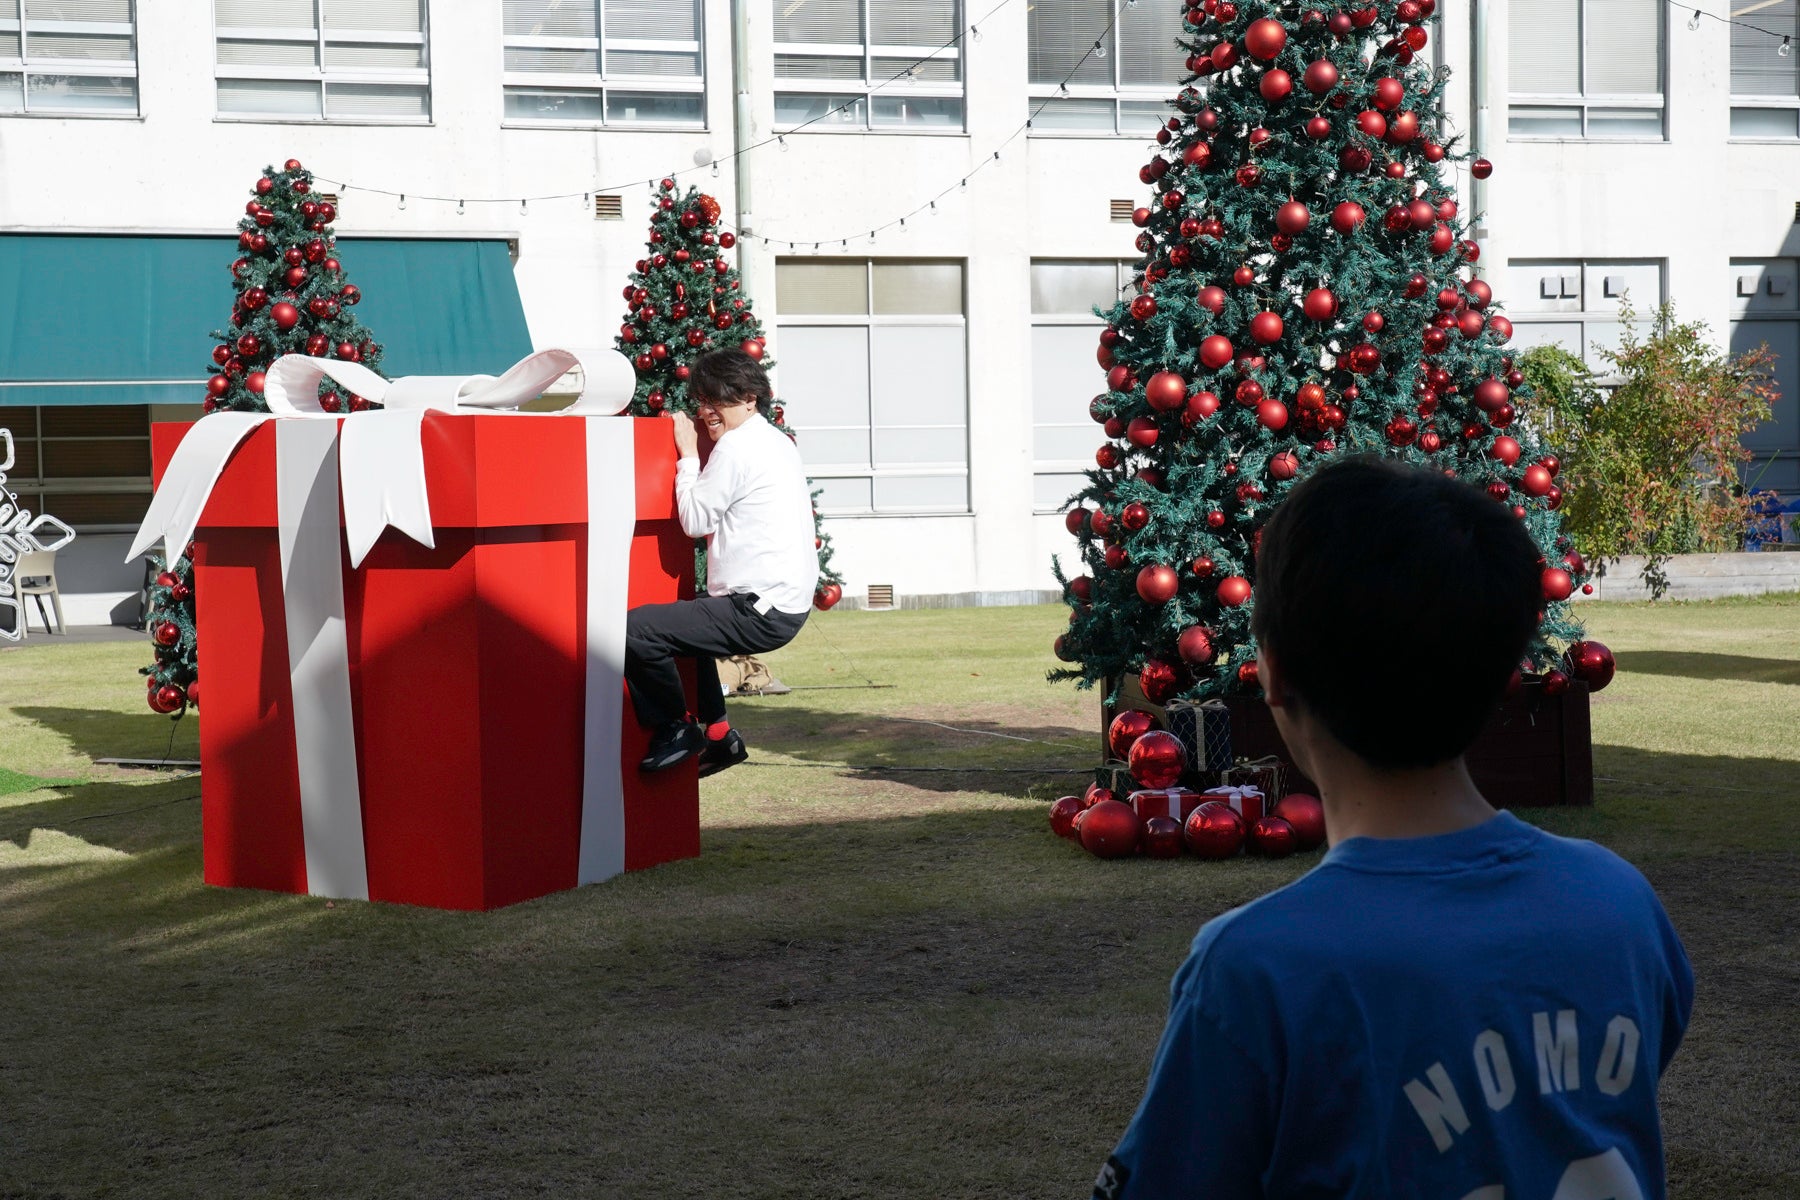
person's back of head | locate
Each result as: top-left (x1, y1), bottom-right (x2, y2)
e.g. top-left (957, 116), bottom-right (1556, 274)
top-left (1251, 456), bottom-right (1542, 770)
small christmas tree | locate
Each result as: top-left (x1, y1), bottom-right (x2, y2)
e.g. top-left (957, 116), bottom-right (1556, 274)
top-left (141, 158), bottom-right (388, 714)
top-left (615, 180), bottom-right (845, 605)
top-left (1052, 0), bottom-right (1589, 706)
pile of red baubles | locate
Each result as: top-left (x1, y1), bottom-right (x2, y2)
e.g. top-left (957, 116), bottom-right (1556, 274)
top-left (1047, 715), bottom-right (1327, 863)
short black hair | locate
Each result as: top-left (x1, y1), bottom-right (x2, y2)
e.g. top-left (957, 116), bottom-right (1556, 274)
top-left (689, 348), bottom-right (773, 416)
top-left (1251, 456), bottom-right (1542, 769)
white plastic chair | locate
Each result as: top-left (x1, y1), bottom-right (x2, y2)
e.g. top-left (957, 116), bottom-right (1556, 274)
top-left (13, 549), bottom-right (66, 636)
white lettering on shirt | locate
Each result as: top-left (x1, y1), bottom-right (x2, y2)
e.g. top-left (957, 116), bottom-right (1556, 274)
top-left (1594, 1016), bottom-right (1640, 1097)
top-left (1472, 1029), bottom-right (1517, 1112)
top-left (1403, 1062), bottom-right (1472, 1153)
top-left (1533, 1010), bottom-right (1581, 1095)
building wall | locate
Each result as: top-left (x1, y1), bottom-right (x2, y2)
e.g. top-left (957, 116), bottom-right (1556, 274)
top-left (3, 1), bottom-right (1796, 625)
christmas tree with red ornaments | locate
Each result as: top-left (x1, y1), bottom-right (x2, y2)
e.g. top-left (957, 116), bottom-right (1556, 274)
top-left (616, 179), bottom-right (844, 607)
top-left (141, 159), bottom-right (388, 715)
top-left (1052, 0), bottom-right (1599, 709)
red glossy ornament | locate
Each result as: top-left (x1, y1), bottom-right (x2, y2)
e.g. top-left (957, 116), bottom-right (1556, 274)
top-left (1136, 564), bottom-right (1180, 605)
top-left (1127, 417), bottom-right (1159, 448)
top-left (1249, 815), bottom-right (1297, 857)
top-left (1184, 801), bottom-right (1246, 859)
top-left (1235, 379), bottom-right (1265, 408)
top-left (1331, 201), bottom-right (1366, 233)
top-left (1050, 795), bottom-right (1085, 840)
top-left (1131, 294), bottom-right (1158, 322)
top-left (1233, 265), bottom-right (1256, 286)
top-left (1386, 416), bottom-right (1418, 446)
top-left (1373, 77), bottom-right (1405, 110)
top-left (1080, 799), bottom-right (1145, 859)
top-left (1200, 335), bottom-right (1235, 370)
top-left (1303, 59), bottom-right (1338, 93)
top-left (245, 371), bottom-right (266, 394)
top-left (1541, 568), bottom-right (1574, 602)
top-left (1256, 399), bottom-right (1289, 430)
top-left (1144, 371), bottom-right (1188, 412)
top-left (1129, 730), bottom-right (1186, 789)
top-left (1104, 544), bottom-right (1129, 569)
top-left (152, 620), bottom-right (181, 648)
top-left (1190, 556), bottom-right (1216, 579)
top-left (1275, 200), bottom-right (1311, 236)
top-left (1249, 311), bottom-right (1284, 344)
top-left (1139, 657), bottom-right (1180, 705)
top-left (1471, 157), bottom-right (1494, 179)
top-left (1108, 710), bottom-right (1157, 760)
top-left (1566, 640), bottom-right (1616, 692)
top-left (1522, 464), bottom-right (1555, 497)
top-left (1216, 575), bottom-right (1251, 606)
top-left (1186, 391), bottom-right (1220, 424)
top-left (1356, 109), bottom-right (1387, 138)
top-left (1235, 164), bottom-right (1262, 188)
top-left (1431, 223), bottom-right (1457, 254)
top-left (1272, 794), bottom-right (1325, 849)
top-left (1299, 288), bottom-right (1337, 322)
top-left (1543, 669), bottom-right (1571, 696)
top-left (148, 684), bottom-right (185, 714)
top-left (1306, 115), bottom-right (1332, 138)
top-left (1143, 816), bottom-right (1185, 858)
top-left (1177, 625), bottom-right (1216, 666)
top-left (1491, 436), bottom-right (1522, 466)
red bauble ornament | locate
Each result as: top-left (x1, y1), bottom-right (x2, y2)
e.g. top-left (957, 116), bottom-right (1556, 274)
top-left (1233, 265), bottom-right (1256, 286)
top-left (1136, 564), bottom-right (1180, 605)
top-left (153, 620), bottom-right (181, 648)
top-left (1431, 223), bottom-right (1456, 255)
top-left (1139, 658), bottom-right (1180, 704)
top-left (1269, 450), bottom-right (1300, 480)
top-left (148, 684), bottom-right (185, 714)
top-left (266, 301), bottom-right (299, 331)
top-left (1303, 59), bottom-right (1339, 94)
top-left (1129, 730), bottom-right (1186, 789)
top-left (1245, 17), bottom-right (1288, 60)
top-left (1386, 416), bottom-right (1418, 446)
top-left (1196, 285), bottom-right (1227, 315)
top-left (1259, 69), bottom-right (1293, 102)
top-left (1216, 575), bottom-right (1251, 606)
top-left (1127, 416), bottom-right (1159, 448)
top-left (1121, 502), bottom-right (1150, 531)
top-left (1471, 157), bottom-right (1494, 179)
top-left (333, 341), bottom-right (356, 361)
top-left (1237, 660), bottom-right (1261, 687)
top-left (1108, 710), bottom-right (1157, 759)
top-left (1177, 625), bottom-right (1216, 665)
top-left (1522, 464), bottom-right (1555, 497)
top-left (1235, 164), bottom-right (1263, 188)
top-left (1256, 399), bottom-right (1289, 431)
top-left (1235, 379), bottom-right (1264, 408)
top-left (1080, 800), bottom-right (1144, 859)
top-left (1275, 199), bottom-right (1311, 235)
top-left (812, 583), bottom-right (842, 611)
top-left (1131, 294), bottom-right (1158, 321)
top-left (1491, 436), bottom-right (1522, 466)
top-left (1142, 816), bottom-right (1185, 858)
top-left (1356, 109), bottom-right (1387, 139)
top-left (1373, 77), bottom-right (1405, 110)
top-left (1186, 391), bottom-right (1220, 424)
top-left (1303, 288), bottom-right (1337, 321)
top-left (1541, 568), bottom-right (1574, 602)
top-left (1249, 311), bottom-right (1284, 345)
top-left (245, 371), bottom-right (266, 394)
top-left (1249, 815), bottom-right (1297, 857)
top-left (1330, 201), bottom-right (1366, 233)
top-left (1145, 371), bottom-right (1188, 412)
top-left (1566, 640), bottom-right (1616, 692)
top-left (1184, 801), bottom-right (1245, 859)
top-left (1049, 795), bottom-right (1085, 840)
top-left (1200, 335), bottom-right (1235, 370)
top-left (1104, 544), bottom-right (1129, 568)
top-left (1272, 793), bottom-right (1326, 849)
top-left (1543, 669), bottom-right (1571, 696)
top-left (1190, 555), bottom-right (1216, 578)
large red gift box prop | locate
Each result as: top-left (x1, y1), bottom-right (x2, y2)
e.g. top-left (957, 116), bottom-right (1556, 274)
top-left (144, 357), bottom-right (699, 910)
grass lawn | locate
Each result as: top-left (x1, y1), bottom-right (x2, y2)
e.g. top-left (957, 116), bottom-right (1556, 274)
top-left (1, 598), bottom-right (1797, 1198)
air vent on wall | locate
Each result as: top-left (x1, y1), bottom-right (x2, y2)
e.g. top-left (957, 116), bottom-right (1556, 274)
top-left (316, 192), bottom-right (339, 208)
top-left (1793, 200), bottom-right (1799, 223)
top-left (1110, 199), bottom-right (1135, 222)
top-left (595, 194), bottom-right (624, 220)
top-left (866, 584), bottom-right (895, 610)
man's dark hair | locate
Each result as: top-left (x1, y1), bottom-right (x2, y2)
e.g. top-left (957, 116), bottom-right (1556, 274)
top-left (689, 348), bottom-right (773, 416)
top-left (1251, 456), bottom-right (1542, 769)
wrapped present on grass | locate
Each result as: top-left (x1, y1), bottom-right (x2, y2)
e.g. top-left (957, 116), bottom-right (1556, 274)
top-left (134, 350), bottom-right (698, 911)
top-left (1201, 784), bottom-right (1266, 828)
top-left (1130, 787), bottom-right (1205, 824)
top-left (1167, 699), bottom-right (1234, 773)
top-left (1225, 756), bottom-right (1284, 805)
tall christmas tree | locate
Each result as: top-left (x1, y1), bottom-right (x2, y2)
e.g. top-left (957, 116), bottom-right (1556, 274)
top-left (1052, 0), bottom-right (1589, 706)
top-left (615, 179), bottom-right (845, 606)
top-left (141, 158), bottom-right (387, 715)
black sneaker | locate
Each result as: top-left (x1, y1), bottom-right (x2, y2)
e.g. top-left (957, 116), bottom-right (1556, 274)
top-left (640, 721), bottom-right (704, 772)
top-left (698, 727), bottom-right (749, 778)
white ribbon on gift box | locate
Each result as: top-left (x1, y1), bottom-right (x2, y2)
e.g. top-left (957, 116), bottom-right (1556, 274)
top-left (1202, 785), bottom-right (1263, 823)
top-left (1132, 788), bottom-right (1198, 822)
top-left (129, 350), bottom-right (641, 900)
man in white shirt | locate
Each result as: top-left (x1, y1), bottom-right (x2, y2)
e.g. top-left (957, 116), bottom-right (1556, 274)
top-left (627, 348), bottom-right (819, 773)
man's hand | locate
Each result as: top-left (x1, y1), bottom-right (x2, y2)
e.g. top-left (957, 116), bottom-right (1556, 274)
top-left (671, 412), bottom-right (700, 459)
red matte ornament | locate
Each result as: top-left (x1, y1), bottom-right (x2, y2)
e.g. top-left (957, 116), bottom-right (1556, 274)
top-left (1200, 335), bottom-right (1235, 369)
top-left (1177, 625), bottom-right (1216, 665)
top-left (1216, 575), bottom-right (1252, 606)
top-left (1136, 564), bottom-right (1180, 605)
top-left (1145, 371), bottom-right (1188, 411)
top-left (1245, 17), bottom-right (1287, 59)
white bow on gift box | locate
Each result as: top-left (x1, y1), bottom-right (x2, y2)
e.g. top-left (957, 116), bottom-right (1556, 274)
top-left (130, 350), bottom-right (641, 900)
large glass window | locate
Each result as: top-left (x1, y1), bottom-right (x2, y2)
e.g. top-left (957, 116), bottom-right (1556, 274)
top-left (773, 0), bottom-right (964, 132)
top-left (0, 0), bottom-right (138, 116)
top-left (0, 405), bottom-right (152, 531)
top-left (214, 0), bottom-right (430, 122)
top-left (1730, 1), bottom-right (1800, 138)
top-left (1028, 0), bottom-right (1187, 136)
top-left (776, 259), bottom-right (969, 514)
top-left (1029, 260), bottom-right (1132, 510)
top-left (1730, 259), bottom-right (1800, 493)
top-left (502, 0), bottom-right (704, 127)
top-left (1508, 0), bottom-right (1664, 139)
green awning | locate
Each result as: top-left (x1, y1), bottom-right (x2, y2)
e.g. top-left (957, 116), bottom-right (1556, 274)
top-left (0, 234), bottom-right (533, 407)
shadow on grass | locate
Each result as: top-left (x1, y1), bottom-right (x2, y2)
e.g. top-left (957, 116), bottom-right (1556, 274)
top-left (725, 697), bottom-right (1096, 797)
top-left (13, 704), bottom-right (199, 765)
top-left (1618, 651), bottom-right (1800, 686)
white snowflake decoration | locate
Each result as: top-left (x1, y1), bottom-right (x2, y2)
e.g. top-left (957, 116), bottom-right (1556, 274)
top-left (0, 427), bottom-right (77, 642)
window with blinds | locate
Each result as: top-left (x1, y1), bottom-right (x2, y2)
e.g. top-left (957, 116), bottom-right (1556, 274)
top-left (0, 0), bottom-right (138, 117)
top-left (0, 406), bottom-right (154, 531)
top-left (1028, 0), bottom-right (1187, 136)
top-left (1028, 260), bottom-right (1133, 510)
top-left (502, 0), bottom-right (704, 126)
top-left (215, 0), bottom-right (429, 121)
top-left (1730, 0), bottom-right (1800, 137)
top-left (775, 258), bottom-right (970, 514)
top-left (1508, 0), bottom-right (1664, 140)
top-left (772, 0), bottom-right (965, 132)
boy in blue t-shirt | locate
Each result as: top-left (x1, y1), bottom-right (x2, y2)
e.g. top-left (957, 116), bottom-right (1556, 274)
top-left (1095, 457), bottom-right (1694, 1200)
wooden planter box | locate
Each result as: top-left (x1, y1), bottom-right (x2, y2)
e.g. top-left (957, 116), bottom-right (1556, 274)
top-left (1105, 679), bottom-right (1593, 809)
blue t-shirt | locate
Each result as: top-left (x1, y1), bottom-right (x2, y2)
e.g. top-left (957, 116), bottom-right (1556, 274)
top-left (1096, 811), bottom-right (1694, 1200)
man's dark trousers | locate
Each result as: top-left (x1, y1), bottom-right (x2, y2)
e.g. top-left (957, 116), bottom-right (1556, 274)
top-left (625, 593), bottom-right (808, 730)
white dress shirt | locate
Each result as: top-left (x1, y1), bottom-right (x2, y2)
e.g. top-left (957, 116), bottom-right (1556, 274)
top-left (674, 415), bottom-right (820, 616)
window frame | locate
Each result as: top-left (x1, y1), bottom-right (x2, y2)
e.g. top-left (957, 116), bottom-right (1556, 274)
top-left (500, 0), bottom-right (706, 131)
top-left (775, 257), bottom-right (971, 517)
top-left (0, 405), bottom-right (154, 534)
top-left (1026, 0), bottom-right (1190, 138)
top-left (1728, 258), bottom-right (1800, 490)
top-left (0, 3), bottom-right (140, 119)
top-left (212, 0), bottom-right (433, 126)
top-left (771, 0), bottom-right (967, 135)
top-left (1506, 0), bottom-right (1667, 143)
top-left (1028, 259), bottom-right (1133, 513)
top-left (1504, 258), bottom-right (1668, 385)
top-left (1728, 1), bottom-right (1800, 141)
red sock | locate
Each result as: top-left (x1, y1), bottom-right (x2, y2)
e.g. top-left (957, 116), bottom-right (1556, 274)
top-left (705, 720), bottom-right (731, 741)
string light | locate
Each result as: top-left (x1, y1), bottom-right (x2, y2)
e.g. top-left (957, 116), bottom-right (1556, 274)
top-left (519, 199), bottom-right (528, 215)
top-left (1783, 35), bottom-right (1792, 56)
top-left (1093, 38), bottom-right (1107, 59)
top-left (397, 193), bottom-right (406, 210)
top-left (456, 198), bottom-right (465, 215)
top-left (1688, 9), bottom-right (1702, 29)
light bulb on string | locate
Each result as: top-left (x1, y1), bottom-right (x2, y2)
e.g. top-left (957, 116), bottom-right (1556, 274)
top-left (519, 199), bottom-right (528, 215)
top-left (779, 136), bottom-right (789, 152)
top-left (970, 23), bottom-right (981, 42)
top-left (1687, 9), bottom-right (1701, 29)
top-left (398, 193), bottom-right (407, 210)
top-left (1783, 35), bottom-right (1793, 56)
top-left (712, 161), bottom-right (721, 177)
top-left (457, 198), bottom-right (466, 215)
top-left (1094, 38), bottom-right (1107, 59)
